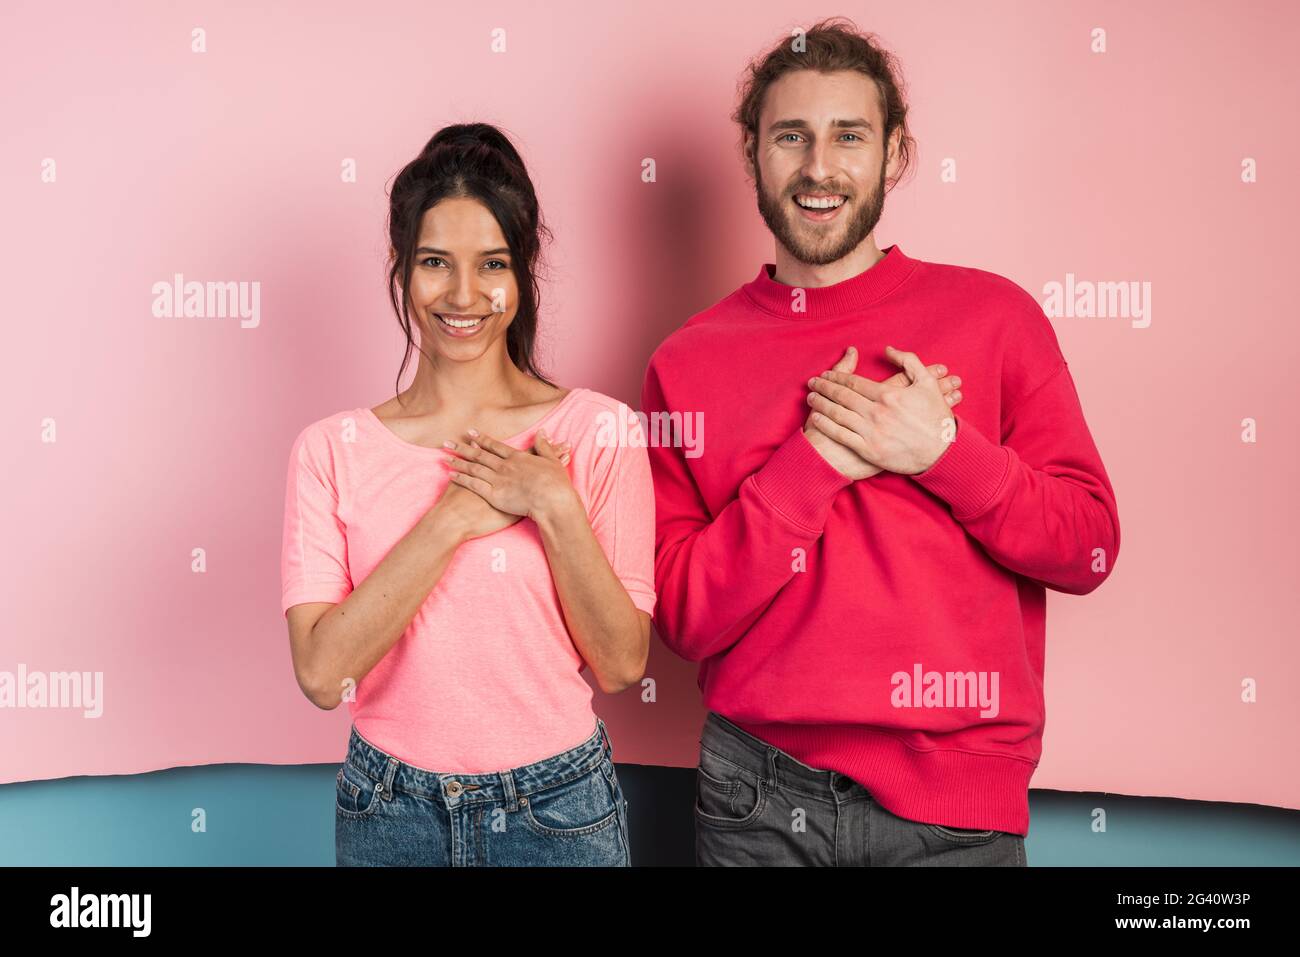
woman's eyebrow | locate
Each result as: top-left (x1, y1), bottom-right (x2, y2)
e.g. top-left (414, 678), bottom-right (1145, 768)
top-left (415, 246), bottom-right (512, 256)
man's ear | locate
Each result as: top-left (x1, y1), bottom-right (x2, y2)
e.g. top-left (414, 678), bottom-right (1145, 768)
top-left (884, 127), bottom-right (902, 186)
top-left (742, 130), bottom-right (757, 182)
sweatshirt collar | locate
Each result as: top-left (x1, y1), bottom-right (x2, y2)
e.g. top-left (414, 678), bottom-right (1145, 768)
top-left (742, 244), bottom-right (917, 319)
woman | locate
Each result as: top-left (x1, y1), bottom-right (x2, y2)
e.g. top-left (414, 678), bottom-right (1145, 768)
top-left (280, 124), bottom-right (655, 866)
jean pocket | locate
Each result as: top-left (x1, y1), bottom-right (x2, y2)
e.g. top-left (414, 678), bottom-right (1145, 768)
top-left (694, 744), bottom-right (765, 829)
top-left (335, 761), bottom-right (382, 819)
top-left (925, 822), bottom-right (1000, 845)
top-left (521, 763), bottom-right (620, 837)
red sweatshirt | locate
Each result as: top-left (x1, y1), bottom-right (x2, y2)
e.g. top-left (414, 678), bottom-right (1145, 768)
top-left (640, 244), bottom-right (1120, 836)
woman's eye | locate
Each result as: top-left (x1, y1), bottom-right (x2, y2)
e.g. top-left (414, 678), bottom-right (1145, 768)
top-left (483, 259), bottom-right (508, 270)
top-left (420, 256), bottom-right (446, 268)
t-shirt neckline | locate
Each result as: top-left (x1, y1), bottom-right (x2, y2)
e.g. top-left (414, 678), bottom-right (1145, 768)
top-left (358, 387), bottom-right (584, 454)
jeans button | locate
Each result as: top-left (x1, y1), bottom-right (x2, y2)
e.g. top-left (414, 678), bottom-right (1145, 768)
top-left (834, 774), bottom-right (854, 793)
top-left (445, 780), bottom-right (463, 797)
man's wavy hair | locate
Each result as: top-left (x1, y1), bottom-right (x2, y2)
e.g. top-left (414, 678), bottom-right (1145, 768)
top-left (732, 16), bottom-right (917, 192)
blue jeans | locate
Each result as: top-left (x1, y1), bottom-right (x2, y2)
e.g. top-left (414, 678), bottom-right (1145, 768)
top-left (695, 712), bottom-right (1028, 866)
top-left (335, 718), bottom-right (630, 866)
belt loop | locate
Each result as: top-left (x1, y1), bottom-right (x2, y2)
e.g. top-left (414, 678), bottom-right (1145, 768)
top-left (379, 756), bottom-right (398, 800)
top-left (766, 748), bottom-right (779, 789)
top-left (500, 769), bottom-right (519, 810)
top-left (596, 716), bottom-right (612, 756)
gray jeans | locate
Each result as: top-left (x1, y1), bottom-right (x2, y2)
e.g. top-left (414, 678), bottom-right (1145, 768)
top-left (695, 712), bottom-right (1028, 866)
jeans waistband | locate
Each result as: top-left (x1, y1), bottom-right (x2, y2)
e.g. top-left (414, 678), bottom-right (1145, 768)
top-left (344, 717), bottom-right (613, 808)
top-left (703, 711), bottom-right (845, 795)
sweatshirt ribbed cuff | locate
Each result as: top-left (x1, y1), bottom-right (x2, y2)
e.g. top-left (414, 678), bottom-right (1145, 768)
top-left (911, 414), bottom-right (1012, 519)
top-left (749, 428), bottom-right (854, 531)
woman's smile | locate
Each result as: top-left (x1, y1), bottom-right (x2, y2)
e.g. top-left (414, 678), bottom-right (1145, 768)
top-left (433, 311), bottom-right (490, 337)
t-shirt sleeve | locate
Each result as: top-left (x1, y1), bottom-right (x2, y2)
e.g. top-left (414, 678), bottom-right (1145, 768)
top-left (584, 412), bottom-right (658, 618)
top-left (281, 425), bottom-right (353, 615)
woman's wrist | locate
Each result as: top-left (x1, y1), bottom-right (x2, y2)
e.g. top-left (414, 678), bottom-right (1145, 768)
top-left (421, 503), bottom-right (471, 547)
top-left (529, 484), bottom-right (583, 530)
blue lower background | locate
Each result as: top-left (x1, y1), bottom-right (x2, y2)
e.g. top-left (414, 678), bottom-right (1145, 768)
top-left (2, 763), bottom-right (1297, 866)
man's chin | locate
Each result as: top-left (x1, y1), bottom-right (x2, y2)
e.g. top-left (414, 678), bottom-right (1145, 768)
top-left (783, 231), bottom-right (853, 266)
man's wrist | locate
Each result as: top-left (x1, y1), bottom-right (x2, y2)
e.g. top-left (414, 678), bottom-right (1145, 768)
top-left (910, 414), bottom-right (1012, 518)
top-left (917, 416), bottom-right (960, 475)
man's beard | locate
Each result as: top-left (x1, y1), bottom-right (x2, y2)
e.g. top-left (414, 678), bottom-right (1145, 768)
top-left (754, 157), bottom-right (887, 266)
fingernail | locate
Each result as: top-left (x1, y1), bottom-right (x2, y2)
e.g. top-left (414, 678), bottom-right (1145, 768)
top-left (442, 440), bottom-right (455, 449)
top-left (467, 428), bottom-right (479, 437)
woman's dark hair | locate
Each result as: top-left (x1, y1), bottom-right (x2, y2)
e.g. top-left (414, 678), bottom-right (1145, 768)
top-left (385, 123), bottom-right (556, 399)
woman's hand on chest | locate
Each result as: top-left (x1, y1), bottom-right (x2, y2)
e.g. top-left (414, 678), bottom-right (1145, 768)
top-left (442, 429), bottom-right (579, 524)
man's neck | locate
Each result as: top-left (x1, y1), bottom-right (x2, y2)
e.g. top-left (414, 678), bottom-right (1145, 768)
top-left (772, 237), bottom-right (886, 289)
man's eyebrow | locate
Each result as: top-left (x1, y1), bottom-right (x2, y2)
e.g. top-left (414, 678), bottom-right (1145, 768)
top-left (414, 246), bottom-right (512, 256)
top-left (768, 118), bottom-right (875, 132)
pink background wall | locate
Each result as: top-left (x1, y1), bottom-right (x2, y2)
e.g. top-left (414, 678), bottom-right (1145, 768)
top-left (3, 0), bottom-right (1297, 816)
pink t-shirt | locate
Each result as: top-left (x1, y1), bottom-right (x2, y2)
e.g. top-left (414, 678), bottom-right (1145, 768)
top-left (280, 386), bottom-right (657, 772)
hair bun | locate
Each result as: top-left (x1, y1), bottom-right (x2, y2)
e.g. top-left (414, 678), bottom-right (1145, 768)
top-left (419, 123), bottom-right (516, 163)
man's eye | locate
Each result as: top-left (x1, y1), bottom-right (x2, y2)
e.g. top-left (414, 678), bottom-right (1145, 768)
top-left (779, 133), bottom-right (803, 143)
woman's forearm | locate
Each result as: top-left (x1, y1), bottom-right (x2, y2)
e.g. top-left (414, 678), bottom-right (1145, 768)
top-left (304, 509), bottom-right (466, 709)
top-left (532, 490), bottom-right (649, 693)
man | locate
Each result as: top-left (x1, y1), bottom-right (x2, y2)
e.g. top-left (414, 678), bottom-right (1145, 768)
top-left (641, 17), bottom-right (1120, 866)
